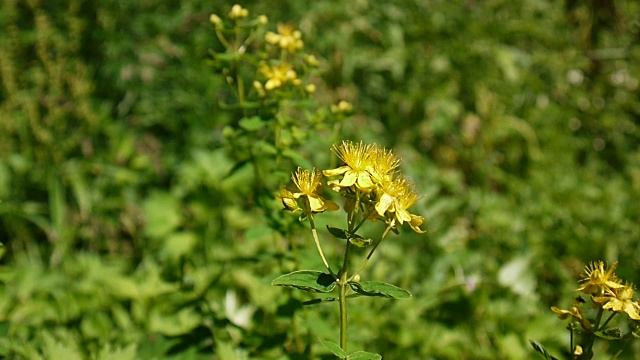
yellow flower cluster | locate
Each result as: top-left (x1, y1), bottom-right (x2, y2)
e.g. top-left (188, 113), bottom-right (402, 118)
top-left (552, 261), bottom-right (640, 325)
top-left (258, 62), bottom-right (301, 91)
top-left (265, 23), bottom-right (304, 53)
top-left (324, 141), bottom-right (425, 233)
top-left (278, 141), bottom-right (425, 234)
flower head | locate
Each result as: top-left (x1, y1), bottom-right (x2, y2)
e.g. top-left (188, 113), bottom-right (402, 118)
top-left (277, 168), bottom-right (339, 213)
top-left (576, 261), bottom-right (624, 295)
top-left (594, 282), bottom-right (640, 320)
top-left (259, 62), bottom-right (300, 91)
top-left (323, 141), bottom-right (376, 191)
top-left (374, 176), bottom-right (425, 233)
top-left (265, 23), bottom-right (304, 53)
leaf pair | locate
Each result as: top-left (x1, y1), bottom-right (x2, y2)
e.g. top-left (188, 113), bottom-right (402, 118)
top-left (271, 270), bottom-right (410, 299)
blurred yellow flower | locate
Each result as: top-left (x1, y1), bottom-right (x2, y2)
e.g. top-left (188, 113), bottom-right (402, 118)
top-left (324, 141), bottom-right (376, 191)
top-left (277, 168), bottom-right (339, 213)
top-left (576, 261), bottom-right (623, 295)
top-left (259, 62), bottom-right (300, 90)
top-left (331, 100), bottom-right (353, 114)
top-left (229, 4), bottom-right (249, 20)
top-left (209, 14), bottom-right (222, 27)
top-left (594, 283), bottom-right (640, 320)
top-left (265, 23), bottom-right (304, 53)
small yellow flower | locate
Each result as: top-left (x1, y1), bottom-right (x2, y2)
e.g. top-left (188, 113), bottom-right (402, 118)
top-left (576, 261), bottom-right (624, 295)
top-left (594, 282), bottom-right (640, 320)
top-left (324, 141), bottom-right (376, 191)
top-left (304, 83), bottom-right (316, 94)
top-left (331, 100), bottom-right (353, 114)
top-left (305, 54), bottom-right (319, 67)
top-left (229, 4), bottom-right (249, 20)
top-left (277, 168), bottom-right (339, 213)
top-left (209, 14), bottom-right (222, 27)
top-left (265, 23), bottom-right (304, 53)
top-left (253, 81), bottom-right (266, 97)
top-left (259, 62), bottom-right (299, 90)
top-left (257, 15), bottom-right (268, 26)
top-left (374, 176), bottom-right (425, 233)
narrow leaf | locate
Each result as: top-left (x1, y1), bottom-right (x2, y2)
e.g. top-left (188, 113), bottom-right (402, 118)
top-left (302, 297), bottom-right (338, 305)
top-left (348, 351), bottom-right (382, 360)
top-left (349, 281), bottom-right (411, 299)
top-left (529, 340), bottom-right (558, 360)
top-left (594, 328), bottom-right (622, 340)
top-left (326, 226), bottom-right (349, 239)
top-left (272, 270), bottom-right (336, 293)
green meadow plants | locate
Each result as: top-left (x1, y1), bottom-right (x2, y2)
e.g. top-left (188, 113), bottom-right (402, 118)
top-left (273, 141), bottom-right (425, 359)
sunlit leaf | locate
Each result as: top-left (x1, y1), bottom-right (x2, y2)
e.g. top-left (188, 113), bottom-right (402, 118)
top-left (320, 340), bottom-right (346, 358)
top-left (272, 270), bottom-right (336, 293)
top-left (238, 116), bottom-right (265, 131)
top-left (348, 351), bottom-right (382, 360)
top-left (348, 234), bottom-right (372, 248)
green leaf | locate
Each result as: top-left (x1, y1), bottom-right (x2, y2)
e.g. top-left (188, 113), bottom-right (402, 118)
top-left (272, 270), bottom-right (336, 293)
top-left (594, 327), bottom-right (623, 340)
top-left (302, 297), bottom-right (338, 305)
top-left (142, 191), bottom-right (181, 240)
top-left (327, 226), bottom-right (349, 239)
top-left (349, 281), bottom-right (411, 299)
top-left (238, 116), bottom-right (265, 131)
top-left (161, 232), bottom-right (197, 261)
top-left (348, 351), bottom-right (382, 360)
top-left (528, 340), bottom-right (558, 360)
top-left (320, 340), bottom-right (346, 358)
top-left (348, 234), bottom-right (372, 248)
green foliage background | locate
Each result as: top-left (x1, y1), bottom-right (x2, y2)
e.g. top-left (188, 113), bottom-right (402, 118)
top-left (0, 0), bottom-right (639, 358)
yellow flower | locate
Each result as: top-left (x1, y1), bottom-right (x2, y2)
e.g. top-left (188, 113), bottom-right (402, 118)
top-left (331, 100), bottom-right (353, 114)
top-left (277, 168), bottom-right (339, 213)
top-left (229, 4), bottom-right (249, 20)
top-left (576, 261), bottom-right (624, 295)
top-left (374, 176), bottom-right (425, 233)
top-left (265, 23), bottom-right (304, 53)
top-left (323, 141), bottom-right (376, 191)
top-left (259, 62), bottom-right (300, 90)
top-left (367, 145), bottom-right (400, 185)
top-left (594, 282), bottom-right (640, 320)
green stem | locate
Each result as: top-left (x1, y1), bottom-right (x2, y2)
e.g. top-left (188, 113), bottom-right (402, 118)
top-left (582, 308), bottom-right (603, 359)
top-left (339, 242), bottom-right (352, 355)
top-left (308, 212), bottom-right (337, 278)
top-left (599, 312), bottom-right (616, 330)
top-left (349, 224), bottom-right (392, 281)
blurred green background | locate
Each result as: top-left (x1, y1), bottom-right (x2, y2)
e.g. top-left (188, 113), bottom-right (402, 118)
top-left (1, 0), bottom-right (639, 358)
